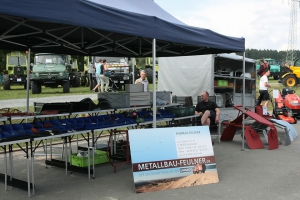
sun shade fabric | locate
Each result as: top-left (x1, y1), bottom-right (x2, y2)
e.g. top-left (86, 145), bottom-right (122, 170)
top-left (0, 0), bottom-right (245, 56)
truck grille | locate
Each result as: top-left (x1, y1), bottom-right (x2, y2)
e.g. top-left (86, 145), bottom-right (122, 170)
top-left (13, 66), bottom-right (25, 75)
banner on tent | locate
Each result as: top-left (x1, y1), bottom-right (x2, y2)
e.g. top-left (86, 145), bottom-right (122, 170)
top-left (129, 126), bottom-right (219, 193)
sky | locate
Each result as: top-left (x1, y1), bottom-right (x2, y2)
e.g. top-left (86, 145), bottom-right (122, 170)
top-left (154, 0), bottom-right (298, 51)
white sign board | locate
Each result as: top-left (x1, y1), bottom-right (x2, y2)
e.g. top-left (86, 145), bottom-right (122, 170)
top-left (129, 126), bottom-right (219, 193)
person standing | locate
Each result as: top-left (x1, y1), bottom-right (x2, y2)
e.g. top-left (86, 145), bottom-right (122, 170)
top-left (134, 70), bottom-right (149, 92)
top-left (256, 69), bottom-right (271, 107)
top-left (257, 59), bottom-right (268, 76)
top-left (195, 91), bottom-right (220, 126)
top-left (92, 59), bottom-right (102, 92)
top-left (100, 59), bottom-right (110, 92)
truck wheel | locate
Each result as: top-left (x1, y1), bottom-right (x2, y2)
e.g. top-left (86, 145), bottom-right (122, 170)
top-left (3, 74), bottom-right (10, 90)
top-left (81, 76), bottom-right (87, 86)
top-left (31, 81), bottom-right (41, 94)
top-left (63, 81), bottom-right (70, 93)
top-left (72, 72), bottom-right (81, 87)
top-left (283, 74), bottom-right (297, 87)
top-left (145, 68), bottom-right (153, 83)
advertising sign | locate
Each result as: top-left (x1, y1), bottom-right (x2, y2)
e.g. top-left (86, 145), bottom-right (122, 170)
top-left (129, 126), bottom-right (219, 193)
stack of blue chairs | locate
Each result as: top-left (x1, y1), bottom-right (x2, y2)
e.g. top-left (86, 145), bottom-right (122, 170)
top-left (22, 123), bottom-right (47, 133)
top-left (12, 124), bottom-right (35, 136)
top-left (81, 117), bottom-right (100, 130)
top-left (36, 121), bottom-right (68, 134)
top-left (92, 116), bottom-right (112, 128)
top-left (137, 111), bottom-right (163, 121)
top-left (64, 118), bottom-right (85, 130)
top-left (0, 124), bottom-right (34, 140)
top-left (0, 125), bottom-right (19, 139)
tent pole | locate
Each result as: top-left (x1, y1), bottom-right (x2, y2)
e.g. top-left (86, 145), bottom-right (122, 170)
top-left (132, 57), bottom-right (135, 83)
top-left (241, 52), bottom-right (245, 151)
top-left (152, 39), bottom-right (157, 128)
top-left (26, 48), bottom-right (31, 113)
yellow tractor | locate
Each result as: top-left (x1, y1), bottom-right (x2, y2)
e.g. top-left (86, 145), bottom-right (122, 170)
top-left (281, 59), bottom-right (300, 87)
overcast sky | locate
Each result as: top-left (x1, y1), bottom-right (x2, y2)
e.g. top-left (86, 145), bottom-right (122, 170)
top-left (155, 0), bottom-right (298, 51)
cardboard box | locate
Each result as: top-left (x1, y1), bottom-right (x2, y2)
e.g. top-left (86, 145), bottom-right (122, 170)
top-left (125, 84), bottom-right (144, 93)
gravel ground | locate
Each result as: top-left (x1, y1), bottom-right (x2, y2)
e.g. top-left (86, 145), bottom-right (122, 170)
top-left (0, 94), bottom-right (99, 109)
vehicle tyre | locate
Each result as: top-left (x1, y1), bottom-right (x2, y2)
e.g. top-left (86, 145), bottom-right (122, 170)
top-left (3, 74), bottom-right (10, 90)
top-left (81, 76), bottom-right (87, 86)
top-left (91, 79), bottom-right (97, 91)
top-left (145, 68), bottom-right (153, 84)
top-left (283, 74), bottom-right (297, 87)
top-left (72, 72), bottom-right (81, 87)
top-left (31, 81), bottom-right (41, 94)
top-left (273, 75), bottom-right (278, 80)
top-left (63, 81), bottom-right (70, 93)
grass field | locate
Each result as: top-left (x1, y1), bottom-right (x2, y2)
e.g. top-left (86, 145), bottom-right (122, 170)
top-left (0, 83), bottom-right (157, 100)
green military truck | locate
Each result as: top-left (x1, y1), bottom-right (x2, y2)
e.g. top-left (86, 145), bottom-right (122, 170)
top-left (256, 58), bottom-right (280, 79)
top-left (30, 53), bottom-right (81, 94)
top-left (3, 51), bottom-right (29, 90)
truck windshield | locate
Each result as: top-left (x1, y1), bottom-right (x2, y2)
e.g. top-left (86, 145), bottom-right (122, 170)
top-left (95, 57), bottom-right (127, 64)
top-left (150, 58), bottom-right (158, 65)
top-left (35, 55), bottom-right (67, 64)
top-left (267, 60), bottom-right (276, 65)
top-left (8, 56), bottom-right (27, 65)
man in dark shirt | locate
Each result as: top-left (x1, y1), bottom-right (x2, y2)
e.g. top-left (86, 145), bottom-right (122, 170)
top-left (195, 91), bottom-right (220, 126)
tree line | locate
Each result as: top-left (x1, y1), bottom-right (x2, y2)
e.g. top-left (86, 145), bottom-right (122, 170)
top-left (1, 49), bottom-right (299, 72)
top-left (236, 49), bottom-right (299, 62)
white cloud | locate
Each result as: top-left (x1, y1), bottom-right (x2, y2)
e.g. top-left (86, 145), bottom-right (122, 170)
top-left (155, 0), bottom-right (296, 51)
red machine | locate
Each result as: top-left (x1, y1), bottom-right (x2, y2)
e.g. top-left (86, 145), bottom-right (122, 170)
top-left (273, 88), bottom-right (298, 124)
top-left (220, 105), bottom-right (279, 150)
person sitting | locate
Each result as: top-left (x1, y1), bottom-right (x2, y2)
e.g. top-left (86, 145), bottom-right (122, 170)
top-left (195, 91), bottom-right (220, 126)
top-left (135, 70), bottom-right (149, 92)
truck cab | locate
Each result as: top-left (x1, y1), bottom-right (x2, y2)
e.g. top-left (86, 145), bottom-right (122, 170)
top-left (30, 53), bottom-right (73, 94)
top-left (256, 58), bottom-right (280, 79)
top-left (92, 56), bottom-right (132, 90)
top-left (3, 51), bottom-right (29, 90)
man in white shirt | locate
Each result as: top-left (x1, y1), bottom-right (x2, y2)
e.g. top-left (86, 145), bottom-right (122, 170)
top-left (134, 70), bottom-right (149, 92)
top-left (256, 69), bottom-right (271, 107)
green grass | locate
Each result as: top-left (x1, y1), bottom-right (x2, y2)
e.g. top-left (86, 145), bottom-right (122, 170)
top-left (0, 83), bottom-right (157, 100)
top-left (0, 85), bottom-right (93, 100)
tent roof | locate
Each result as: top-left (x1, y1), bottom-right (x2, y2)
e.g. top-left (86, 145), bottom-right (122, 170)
top-left (0, 0), bottom-right (245, 56)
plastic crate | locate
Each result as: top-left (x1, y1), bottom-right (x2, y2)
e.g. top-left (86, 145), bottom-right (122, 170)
top-left (69, 150), bottom-right (109, 167)
top-left (165, 106), bottom-right (195, 117)
top-left (172, 96), bottom-right (186, 104)
top-left (98, 93), bottom-right (130, 108)
top-left (125, 84), bottom-right (144, 92)
top-left (150, 91), bottom-right (172, 103)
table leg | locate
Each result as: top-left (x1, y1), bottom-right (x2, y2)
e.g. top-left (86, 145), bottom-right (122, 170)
top-left (31, 141), bottom-right (35, 196)
top-left (26, 142), bottom-right (31, 197)
top-left (4, 146), bottom-right (7, 191)
top-left (65, 137), bottom-right (68, 175)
